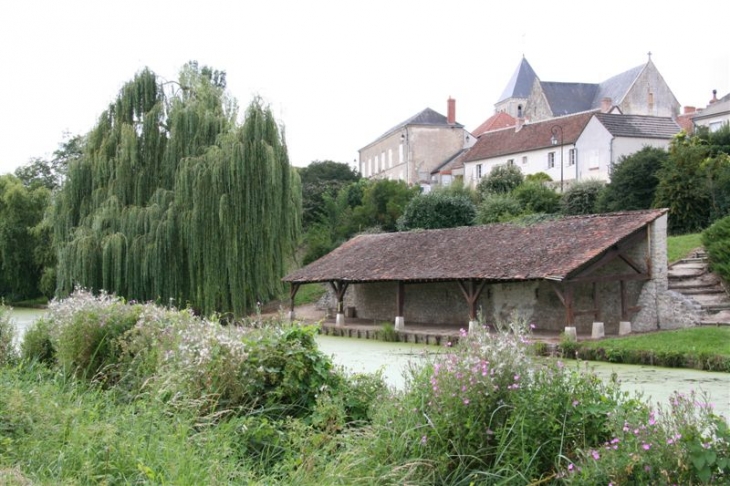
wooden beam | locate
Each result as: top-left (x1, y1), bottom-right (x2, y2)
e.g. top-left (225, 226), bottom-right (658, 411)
top-left (593, 282), bottom-right (601, 321)
top-left (569, 227), bottom-right (648, 281)
top-left (396, 280), bottom-right (405, 316)
top-left (457, 280), bottom-right (487, 320)
top-left (566, 272), bottom-right (649, 284)
top-left (289, 283), bottom-right (301, 312)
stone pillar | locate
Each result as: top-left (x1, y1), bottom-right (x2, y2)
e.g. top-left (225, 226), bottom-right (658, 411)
top-left (592, 322), bottom-right (605, 339)
top-left (619, 321), bottom-right (632, 335)
top-left (468, 320), bottom-right (479, 332)
top-left (563, 326), bottom-right (577, 341)
top-left (394, 316), bottom-right (405, 331)
top-left (288, 310), bottom-right (296, 321)
top-left (336, 313), bottom-right (345, 327)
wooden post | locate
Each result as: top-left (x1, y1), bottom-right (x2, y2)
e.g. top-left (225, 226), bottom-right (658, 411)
top-left (289, 283), bottom-right (301, 313)
top-left (396, 281), bottom-right (405, 316)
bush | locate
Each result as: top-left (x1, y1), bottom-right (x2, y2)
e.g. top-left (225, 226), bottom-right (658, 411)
top-left (703, 214), bottom-right (730, 282)
top-left (377, 322), bottom-right (398, 342)
top-left (0, 304), bottom-right (18, 366)
top-left (598, 146), bottom-right (667, 212)
top-left (561, 179), bottom-right (606, 215)
top-left (477, 163), bottom-right (524, 197)
top-left (48, 289), bottom-right (142, 382)
top-left (512, 181), bottom-right (561, 213)
top-left (20, 316), bottom-right (55, 365)
top-left (475, 193), bottom-right (523, 224)
top-left (397, 191), bottom-right (476, 230)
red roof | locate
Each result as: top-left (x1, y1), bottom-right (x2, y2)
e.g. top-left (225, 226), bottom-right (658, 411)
top-left (471, 112), bottom-right (516, 137)
top-left (283, 209), bottom-right (667, 284)
top-left (464, 111), bottom-right (596, 163)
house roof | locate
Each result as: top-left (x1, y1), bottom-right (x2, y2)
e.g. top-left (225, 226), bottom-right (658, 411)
top-left (430, 148), bottom-right (469, 175)
top-left (284, 209), bottom-right (667, 284)
top-left (593, 113), bottom-right (681, 138)
top-left (471, 111), bottom-right (516, 137)
top-left (463, 111), bottom-right (596, 163)
top-left (498, 57), bottom-right (538, 102)
top-left (693, 92), bottom-right (730, 120)
top-left (360, 107), bottom-right (464, 151)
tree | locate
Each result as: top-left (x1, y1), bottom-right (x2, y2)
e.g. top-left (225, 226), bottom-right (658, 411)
top-left (560, 179), bottom-right (605, 215)
top-left (14, 134), bottom-right (83, 191)
top-left (475, 193), bottom-right (523, 224)
top-left (598, 146), bottom-right (667, 213)
top-left (0, 175), bottom-right (50, 300)
top-left (51, 63), bottom-right (300, 317)
top-left (477, 164), bottom-right (524, 198)
top-left (397, 191), bottom-right (476, 230)
top-left (512, 182), bottom-right (561, 214)
top-left (654, 133), bottom-right (712, 234)
top-left (298, 160), bottom-right (359, 228)
top-left (351, 179), bottom-right (420, 232)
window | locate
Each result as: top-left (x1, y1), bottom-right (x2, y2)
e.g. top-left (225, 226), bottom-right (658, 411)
top-left (399, 143), bottom-right (404, 163)
top-left (388, 148), bottom-right (393, 168)
top-left (709, 121), bottom-right (724, 133)
top-left (476, 164), bottom-right (483, 179)
top-left (521, 156), bottom-right (527, 165)
top-left (548, 152), bottom-right (555, 169)
top-left (508, 158), bottom-right (516, 165)
top-left (568, 148), bottom-right (576, 166)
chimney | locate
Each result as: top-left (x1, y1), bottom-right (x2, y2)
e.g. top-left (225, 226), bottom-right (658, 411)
top-left (683, 106), bottom-right (696, 114)
top-left (601, 97), bottom-right (612, 113)
top-left (447, 97), bottom-right (456, 124)
top-left (709, 89), bottom-right (718, 105)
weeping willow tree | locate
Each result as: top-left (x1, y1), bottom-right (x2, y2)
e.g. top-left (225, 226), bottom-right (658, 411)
top-left (52, 62), bottom-right (301, 316)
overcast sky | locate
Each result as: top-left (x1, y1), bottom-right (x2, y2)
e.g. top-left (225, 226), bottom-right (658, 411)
top-left (1, 0), bottom-right (728, 176)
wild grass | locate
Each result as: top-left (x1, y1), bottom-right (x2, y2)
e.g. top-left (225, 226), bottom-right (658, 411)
top-left (667, 232), bottom-right (703, 263)
top-left (292, 283), bottom-right (327, 306)
top-left (2, 291), bottom-right (728, 484)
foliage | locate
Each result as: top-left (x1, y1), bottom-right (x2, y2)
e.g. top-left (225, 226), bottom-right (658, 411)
top-left (703, 214), bottom-right (730, 283)
top-left (51, 63), bottom-right (300, 317)
top-left (48, 289), bottom-right (142, 381)
top-left (512, 181), bottom-right (561, 213)
top-left (0, 175), bottom-right (51, 301)
top-left (563, 390), bottom-right (730, 484)
top-left (0, 305), bottom-right (17, 366)
top-left (561, 179), bottom-right (606, 215)
top-left (298, 160), bottom-right (360, 228)
top-left (292, 283), bottom-right (327, 306)
top-left (396, 191), bottom-right (476, 230)
top-left (598, 146), bottom-right (667, 212)
top-left (654, 132), bottom-right (713, 233)
top-left (377, 322), bottom-right (399, 342)
top-left (475, 193), bottom-right (523, 224)
top-left (525, 172), bottom-right (552, 183)
top-left (476, 163), bottom-right (524, 197)
top-left (13, 134), bottom-right (83, 191)
top-left (302, 187), bottom-right (355, 265)
top-left (19, 316), bottom-right (55, 365)
top-left (350, 179), bottom-right (419, 232)
top-left (667, 232), bottom-right (702, 263)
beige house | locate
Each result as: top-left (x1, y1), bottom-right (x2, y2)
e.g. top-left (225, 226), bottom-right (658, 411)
top-left (358, 98), bottom-right (474, 190)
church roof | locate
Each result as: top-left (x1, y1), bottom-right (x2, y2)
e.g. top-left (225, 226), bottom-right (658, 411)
top-left (592, 64), bottom-right (646, 109)
top-left (498, 57), bottom-right (538, 102)
top-left (541, 82), bottom-right (599, 116)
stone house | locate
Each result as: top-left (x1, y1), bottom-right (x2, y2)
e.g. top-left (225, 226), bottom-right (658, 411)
top-left (284, 209), bottom-right (697, 336)
top-left (692, 90), bottom-right (730, 132)
top-left (358, 98), bottom-right (474, 190)
top-left (462, 110), bottom-right (680, 186)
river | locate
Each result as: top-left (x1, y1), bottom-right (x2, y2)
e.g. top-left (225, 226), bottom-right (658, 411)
top-left (6, 309), bottom-right (729, 420)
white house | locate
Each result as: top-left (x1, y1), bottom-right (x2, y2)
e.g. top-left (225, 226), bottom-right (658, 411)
top-left (462, 110), bottom-right (681, 187)
top-left (693, 90), bottom-right (730, 133)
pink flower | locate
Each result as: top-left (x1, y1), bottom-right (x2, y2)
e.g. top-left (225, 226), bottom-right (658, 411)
top-left (591, 450), bottom-right (600, 460)
top-left (642, 443), bottom-right (651, 450)
top-left (463, 398), bottom-right (470, 405)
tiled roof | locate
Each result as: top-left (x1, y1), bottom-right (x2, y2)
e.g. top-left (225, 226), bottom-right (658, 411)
top-left (542, 82), bottom-right (598, 116)
top-left (693, 95), bottom-right (730, 119)
top-left (361, 107), bottom-right (464, 150)
top-left (463, 111), bottom-right (596, 163)
top-left (471, 112), bottom-right (516, 137)
top-left (431, 149), bottom-right (469, 175)
top-left (498, 57), bottom-right (538, 102)
top-left (283, 209), bottom-right (667, 284)
top-left (592, 64), bottom-right (645, 108)
top-left (594, 113), bottom-right (681, 138)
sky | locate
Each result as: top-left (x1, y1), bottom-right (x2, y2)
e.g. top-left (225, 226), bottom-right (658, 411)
top-left (1, 0), bottom-right (729, 176)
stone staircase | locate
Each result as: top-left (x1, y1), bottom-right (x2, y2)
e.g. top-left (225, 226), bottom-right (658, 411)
top-left (667, 249), bottom-right (730, 326)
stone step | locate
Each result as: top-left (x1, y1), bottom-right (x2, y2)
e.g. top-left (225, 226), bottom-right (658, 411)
top-left (702, 304), bottom-right (730, 313)
top-left (673, 288), bottom-right (727, 295)
top-left (699, 320), bottom-right (730, 327)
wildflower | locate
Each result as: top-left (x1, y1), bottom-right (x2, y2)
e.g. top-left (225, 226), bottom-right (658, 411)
top-left (530, 323), bottom-right (536, 329)
top-left (572, 400), bottom-right (579, 407)
top-left (591, 450), bottom-right (600, 460)
top-left (420, 435), bottom-right (428, 445)
top-left (463, 398), bottom-right (470, 405)
top-left (568, 463), bottom-right (574, 471)
top-left (642, 443), bottom-right (651, 450)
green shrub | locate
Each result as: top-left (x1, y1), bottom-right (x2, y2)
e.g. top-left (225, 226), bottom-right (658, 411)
top-left (703, 214), bottom-right (730, 282)
top-left (20, 316), bottom-right (55, 365)
top-left (475, 193), bottom-right (523, 224)
top-left (476, 163), bottom-right (524, 197)
top-left (0, 304), bottom-right (18, 366)
top-left (48, 289), bottom-right (141, 382)
top-left (377, 322), bottom-right (398, 342)
top-left (397, 191), bottom-right (476, 230)
top-left (513, 181), bottom-right (561, 213)
top-left (561, 179), bottom-right (606, 215)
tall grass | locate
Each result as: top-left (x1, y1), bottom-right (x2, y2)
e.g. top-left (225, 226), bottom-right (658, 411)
top-left (667, 232), bottom-right (702, 263)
